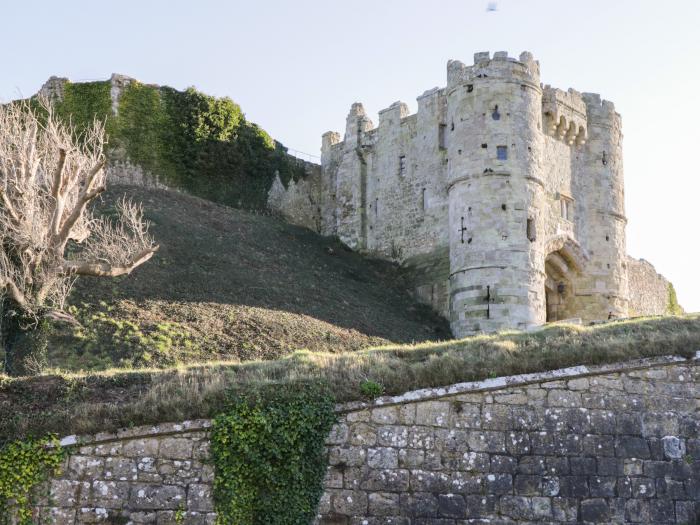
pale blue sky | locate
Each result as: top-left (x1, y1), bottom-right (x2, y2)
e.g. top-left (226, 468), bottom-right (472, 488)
top-left (2, 0), bottom-right (699, 311)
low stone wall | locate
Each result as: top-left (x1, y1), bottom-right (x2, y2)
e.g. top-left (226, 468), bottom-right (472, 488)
top-left (32, 354), bottom-right (699, 524)
top-left (627, 256), bottom-right (675, 316)
top-left (106, 160), bottom-right (171, 191)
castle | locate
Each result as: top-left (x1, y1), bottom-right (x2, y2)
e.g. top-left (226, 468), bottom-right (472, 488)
top-left (270, 50), bottom-right (641, 338)
top-left (36, 57), bottom-right (668, 339)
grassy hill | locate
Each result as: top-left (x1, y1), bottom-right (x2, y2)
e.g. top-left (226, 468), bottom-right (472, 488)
top-left (0, 314), bottom-right (697, 442)
top-left (39, 185), bottom-right (450, 372)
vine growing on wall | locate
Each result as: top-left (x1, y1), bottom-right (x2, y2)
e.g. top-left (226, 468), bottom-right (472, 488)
top-left (667, 283), bottom-right (683, 315)
top-left (0, 435), bottom-right (65, 525)
top-left (43, 78), bottom-right (306, 210)
top-left (210, 384), bottom-right (336, 524)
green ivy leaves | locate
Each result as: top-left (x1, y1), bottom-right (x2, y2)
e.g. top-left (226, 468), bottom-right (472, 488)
top-left (211, 385), bottom-right (336, 524)
top-left (0, 435), bottom-right (65, 525)
top-left (48, 79), bottom-right (305, 211)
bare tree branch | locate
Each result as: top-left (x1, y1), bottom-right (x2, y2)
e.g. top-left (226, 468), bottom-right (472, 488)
top-left (0, 97), bottom-right (156, 323)
top-left (54, 159), bottom-right (106, 248)
top-left (61, 246), bottom-right (158, 277)
top-left (0, 275), bottom-right (28, 309)
top-left (0, 187), bottom-right (20, 223)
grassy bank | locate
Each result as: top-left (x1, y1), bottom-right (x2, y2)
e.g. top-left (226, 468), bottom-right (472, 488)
top-left (1, 315), bottom-right (697, 443)
top-left (9, 186), bottom-right (448, 374)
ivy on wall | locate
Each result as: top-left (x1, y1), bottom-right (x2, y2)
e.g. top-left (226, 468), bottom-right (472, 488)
top-left (210, 385), bottom-right (336, 524)
top-left (0, 435), bottom-right (65, 525)
top-left (667, 283), bottom-right (683, 315)
top-left (47, 79), bottom-right (306, 210)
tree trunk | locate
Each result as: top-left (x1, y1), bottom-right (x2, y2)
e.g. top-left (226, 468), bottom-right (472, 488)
top-left (1, 300), bottom-right (45, 376)
top-left (2, 307), bottom-right (23, 376)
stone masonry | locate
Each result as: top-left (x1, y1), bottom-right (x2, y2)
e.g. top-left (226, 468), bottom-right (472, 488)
top-left (627, 257), bottom-right (676, 317)
top-left (30, 353), bottom-right (699, 524)
top-left (268, 51), bottom-right (677, 338)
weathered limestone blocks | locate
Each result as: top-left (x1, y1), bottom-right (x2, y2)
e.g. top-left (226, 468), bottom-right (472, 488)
top-left (33, 420), bottom-right (215, 524)
top-left (627, 256), bottom-right (676, 316)
top-left (32, 356), bottom-right (699, 523)
top-left (318, 357), bottom-right (700, 524)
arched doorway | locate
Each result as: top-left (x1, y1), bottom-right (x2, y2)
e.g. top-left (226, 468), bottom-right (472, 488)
top-left (545, 251), bottom-right (575, 322)
top-left (542, 236), bottom-right (587, 323)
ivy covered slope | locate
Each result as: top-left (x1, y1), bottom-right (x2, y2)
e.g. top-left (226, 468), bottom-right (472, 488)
top-left (48, 77), bottom-right (306, 209)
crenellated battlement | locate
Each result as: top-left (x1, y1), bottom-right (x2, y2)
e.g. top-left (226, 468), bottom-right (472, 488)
top-left (582, 92), bottom-right (619, 125)
top-left (342, 102), bottom-right (374, 144)
top-left (543, 86), bottom-right (588, 146)
top-left (378, 101), bottom-right (410, 127)
top-left (447, 50), bottom-right (540, 89)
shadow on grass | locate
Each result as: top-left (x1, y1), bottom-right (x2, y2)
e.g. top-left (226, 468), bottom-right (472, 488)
top-left (0, 314), bottom-right (697, 443)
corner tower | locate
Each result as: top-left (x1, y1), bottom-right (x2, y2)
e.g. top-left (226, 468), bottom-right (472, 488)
top-left (578, 94), bottom-right (628, 319)
top-left (445, 51), bottom-right (544, 336)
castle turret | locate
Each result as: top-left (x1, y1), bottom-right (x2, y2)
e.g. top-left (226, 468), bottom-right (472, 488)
top-left (327, 103), bottom-right (374, 249)
top-left (578, 94), bottom-right (628, 319)
top-left (445, 51), bottom-right (544, 335)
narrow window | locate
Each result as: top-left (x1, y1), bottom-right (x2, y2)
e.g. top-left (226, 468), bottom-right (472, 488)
top-left (527, 218), bottom-right (536, 241)
top-left (492, 105), bottom-right (501, 120)
top-left (399, 155), bottom-right (406, 176)
top-left (421, 188), bottom-right (426, 211)
top-left (438, 124), bottom-right (447, 150)
top-left (375, 198), bottom-right (379, 217)
top-left (560, 197), bottom-right (573, 221)
top-left (496, 146), bottom-right (508, 160)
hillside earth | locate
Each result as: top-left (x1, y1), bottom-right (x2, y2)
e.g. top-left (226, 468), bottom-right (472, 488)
top-left (39, 185), bottom-right (449, 372)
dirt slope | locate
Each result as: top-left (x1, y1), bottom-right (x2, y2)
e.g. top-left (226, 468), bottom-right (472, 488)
top-left (46, 186), bottom-right (450, 371)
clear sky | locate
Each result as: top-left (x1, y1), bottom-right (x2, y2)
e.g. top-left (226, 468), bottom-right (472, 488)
top-left (2, 0), bottom-right (699, 311)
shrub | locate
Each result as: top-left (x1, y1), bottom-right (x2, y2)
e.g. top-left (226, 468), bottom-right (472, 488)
top-left (45, 79), bottom-right (306, 211)
top-left (359, 379), bottom-right (384, 399)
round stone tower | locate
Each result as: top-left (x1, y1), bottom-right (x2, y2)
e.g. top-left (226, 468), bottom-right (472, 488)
top-left (579, 93), bottom-right (629, 319)
top-left (445, 51), bottom-right (544, 336)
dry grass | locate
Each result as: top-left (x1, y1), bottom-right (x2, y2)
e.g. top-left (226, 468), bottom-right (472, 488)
top-left (1, 314), bottom-right (698, 443)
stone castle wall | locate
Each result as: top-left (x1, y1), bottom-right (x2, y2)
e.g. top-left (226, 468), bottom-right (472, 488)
top-left (266, 160), bottom-right (323, 230)
top-left (627, 257), bottom-right (673, 317)
top-left (267, 51), bottom-right (642, 336)
top-left (31, 354), bottom-right (699, 524)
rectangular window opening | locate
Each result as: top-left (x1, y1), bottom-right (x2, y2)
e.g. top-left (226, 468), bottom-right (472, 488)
top-left (399, 155), bottom-right (407, 176)
top-left (438, 124), bottom-right (447, 150)
top-left (496, 145), bottom-right (508, 160)
top-left (527, 218), bottom-right (536, 242)
top-left (560, 196), bottom-right (574, 221)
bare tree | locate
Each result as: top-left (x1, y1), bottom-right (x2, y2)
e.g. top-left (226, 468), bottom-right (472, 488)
top-left (0, 98), bottom-right (158, 375)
